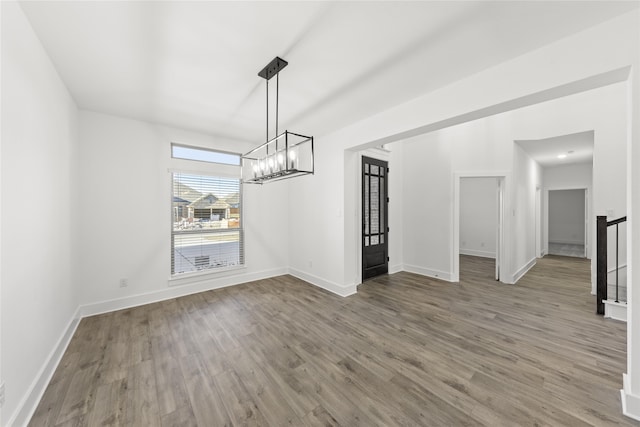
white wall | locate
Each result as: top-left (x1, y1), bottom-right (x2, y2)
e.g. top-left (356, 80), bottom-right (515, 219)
top-left (626, 16), bottom-right (640, 416)
top-left (400, 131), bottom-right (454, 280)
top-left (1, 2), bottom-right (80, 425)
top-left (77, 111), bottom-right (290, 312)
top-left (387, 144), bottom-right (404, 274)
top-left (460, 178), bottom-right (497, 258)
top-left (2, 3), bottom-right (639, 423)
top-left (291, 10), bottom-right (637, 296)
top-left (512, 145), bottom-right (542, 280)
top-left (548, 189), bottom-right (585, 245)
top-left (394, 109), bottom-right (540, 285)
top-left (517, 82), bottom-right (627, 293)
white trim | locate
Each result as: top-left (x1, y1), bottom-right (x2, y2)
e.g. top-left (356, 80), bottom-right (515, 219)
top-left (402, 264), bottom-right (455, 282)
top-left (389, 263), bottom-right (403, 274)
top-left (80, 267), bottom-right (287, 317)
top-left (512, 257), bottom-right (536, 284)
top-left (604, 300), bottom-right (628, 322)
top-left (548, 239), bottom-right (586, 245)
top-left (288, 268), bottom-right (357, 297)
top-left (353, 149), bottom-right (391, 288)
top-left (8, 307), bottom-right (81, 427)
top-left (459, 248), bottom-right (496, 259)
top-left (168, 265), bottom-right (247, 285)
top-left (361, 147), bottom-right (391, 160)
top-left (622, 374), bottom-right (640, 421)
top-left (453, 171), bottom-right (510, 283)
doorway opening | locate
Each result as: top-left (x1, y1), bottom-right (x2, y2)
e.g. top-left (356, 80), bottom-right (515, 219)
top-left (547, 188), bottom-right (588, 258)
top-left (458, 177), bottom-right (500, 281)
top-left (453, 173), bottom-right (507, 283)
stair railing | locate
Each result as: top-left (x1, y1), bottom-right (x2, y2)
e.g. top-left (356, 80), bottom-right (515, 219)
top-left (596, 215), bottom-right (627, 315)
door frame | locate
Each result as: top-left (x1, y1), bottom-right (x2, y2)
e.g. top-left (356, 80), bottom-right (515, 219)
top-left (354, 148), bottom-right (391, 286)
top-left (545, 187), bottom-right (589, 257)
top-left (453, 171), bottom-right (509, 283)
top-left (361, 155), bottom-right (389, 280)
top-left (536, 186), bottom-right (542, 258)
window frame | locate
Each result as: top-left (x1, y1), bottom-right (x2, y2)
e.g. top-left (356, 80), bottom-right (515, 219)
top-left (169, 145), bottom-right (245, 282)
top-left (171, 143), bottom-right (241, 166)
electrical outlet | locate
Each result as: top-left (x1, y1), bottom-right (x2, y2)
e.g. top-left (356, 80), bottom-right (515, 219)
top-left (119, 278), bottom-right (128, 288)
top-left (0, 381), bottom-right (5, 408)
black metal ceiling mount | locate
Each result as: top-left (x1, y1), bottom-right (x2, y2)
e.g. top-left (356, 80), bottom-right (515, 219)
top-left (258, 56), bottom-right (288, 80)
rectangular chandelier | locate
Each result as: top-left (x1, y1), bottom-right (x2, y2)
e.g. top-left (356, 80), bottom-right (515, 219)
top-left (242, 57), bottom-right (314, 184)
top-left (241, 131), bottom-right (314, 183)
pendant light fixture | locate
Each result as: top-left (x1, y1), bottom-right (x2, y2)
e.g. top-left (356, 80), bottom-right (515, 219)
top-left (241, 57), bottom-right (314, 184)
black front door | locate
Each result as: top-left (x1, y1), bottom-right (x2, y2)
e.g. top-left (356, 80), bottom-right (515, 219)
top-left (362, 156), bottom-right (388, 281)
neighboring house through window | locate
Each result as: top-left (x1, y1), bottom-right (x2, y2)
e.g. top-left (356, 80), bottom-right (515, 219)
top-left (171, 144), bottom-right (243, 275)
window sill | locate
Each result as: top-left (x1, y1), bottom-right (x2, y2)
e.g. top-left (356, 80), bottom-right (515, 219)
top-left (168, 264), bottom-right (246, 287)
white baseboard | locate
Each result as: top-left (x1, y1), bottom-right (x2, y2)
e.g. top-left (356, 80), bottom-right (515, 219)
top-left (9, 307), bottom-right (81, 427)
top-left (622, 374), bottom-right (640, 421)
top-left (512, 257), bottom-right (536, 284)
top-left (79, 267), bottom-right (288, 317)
top-left (604, 300), bottom-right (627, 322)
top-left (288, 268), bottom-right (357, 297)
top-left (549, 240), bottom-right (585, 245)
top-left (389, 263), bottom-right (403, 274)
top-left (460, 249), bottom-right (496, 259)
top-left (402, 264), bottom-right (454, 282)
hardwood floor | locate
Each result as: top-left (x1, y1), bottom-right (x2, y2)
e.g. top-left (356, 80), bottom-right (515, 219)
top-left (30, 255), bottom-right (637, 426)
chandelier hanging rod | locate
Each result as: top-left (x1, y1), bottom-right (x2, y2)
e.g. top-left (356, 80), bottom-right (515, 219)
top-left (241, 56), bottom-right (314, 184)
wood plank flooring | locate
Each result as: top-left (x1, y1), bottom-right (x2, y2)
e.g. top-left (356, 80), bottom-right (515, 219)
top-left (30, 255), bottom-right (638, 426)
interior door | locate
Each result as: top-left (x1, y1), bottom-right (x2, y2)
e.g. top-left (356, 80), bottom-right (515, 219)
top-left (362, 156), bottom-right (388, 281)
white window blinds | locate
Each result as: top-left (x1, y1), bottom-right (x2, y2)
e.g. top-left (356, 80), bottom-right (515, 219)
top-left (172, 172), bottom-right (243, 275)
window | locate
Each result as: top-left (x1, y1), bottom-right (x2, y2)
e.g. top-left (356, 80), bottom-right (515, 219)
top-left (172, 143), bottom-right (240, 165)
top-left (171, 153), bottom-right (243, 276)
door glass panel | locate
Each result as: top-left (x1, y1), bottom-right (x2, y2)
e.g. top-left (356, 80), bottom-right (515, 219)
top-left (365, 236), bottom-right (369, 246)
top-left (365, 163), bottom-right (369, 174)
top-left (381, 177), bottom-right (385, 234)
top-left (371, 165), bottom-right (379, 175)
top-left (364, 176), bottom-right (369, 232)
top-left (381, 234), bottom-right (384, 244)
top-left (370, 176), bottom-right (379, 234)
top-left (371, 235), bottom-right (379, 245)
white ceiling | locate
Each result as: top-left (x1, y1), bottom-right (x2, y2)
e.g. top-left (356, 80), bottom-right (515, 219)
top-left (516, 131), bottom-right (594, 168)
top-left (19, 1), bottom-right (638, 144)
